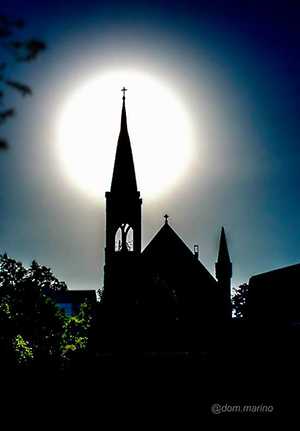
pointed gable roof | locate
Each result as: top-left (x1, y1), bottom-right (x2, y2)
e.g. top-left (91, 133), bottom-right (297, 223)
top-left (143, 221), bottom-right (191, 259)
top-left (110, 101), bottom-right (138, 194)
top-left (142, 220), bottom-right (217, 286)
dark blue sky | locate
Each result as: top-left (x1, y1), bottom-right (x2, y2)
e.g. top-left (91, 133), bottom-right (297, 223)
top-left (1, 0), bottom-right (300, 290)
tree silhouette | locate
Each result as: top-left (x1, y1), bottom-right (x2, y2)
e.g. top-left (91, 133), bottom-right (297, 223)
top-left (0, 12), bottom-right (46, 148)
top-left (0, 255), bottom-right (65, 366)
top-left (62, 300), bottom-right (93, 367)
top-left (0, 253), bottom-right (94, 371)
top-left (0, 254), bottom-right (66, 367)
top-left (232, 283), bottom-right (249, 318)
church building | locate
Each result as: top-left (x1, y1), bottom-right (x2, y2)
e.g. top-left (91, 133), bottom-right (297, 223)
top-left (99, 89), bottom-right (232, 352)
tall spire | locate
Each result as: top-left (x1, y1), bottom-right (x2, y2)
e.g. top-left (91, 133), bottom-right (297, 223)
top-left (110, 88), bottom-right (138, 194)
top-left (103, 89), bottom-right (142, 303)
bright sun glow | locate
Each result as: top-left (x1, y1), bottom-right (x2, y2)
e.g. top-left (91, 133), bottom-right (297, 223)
top-left (57, 70), bottom-right (194, 200)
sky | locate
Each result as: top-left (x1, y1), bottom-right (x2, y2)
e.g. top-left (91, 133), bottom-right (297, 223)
top-left (0, 0), bottom-right (300, 291)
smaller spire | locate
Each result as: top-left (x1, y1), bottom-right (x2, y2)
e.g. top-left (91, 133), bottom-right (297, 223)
top-left (164, 214), bottom-right (169, 224)
top-left (217, 227), bottom-right (231, 263)
top-left (216, 226), bottom-right (232, 280)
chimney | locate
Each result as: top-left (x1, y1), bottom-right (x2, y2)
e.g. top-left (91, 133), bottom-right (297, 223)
top-left (194, 245), bottom-right (199, 259)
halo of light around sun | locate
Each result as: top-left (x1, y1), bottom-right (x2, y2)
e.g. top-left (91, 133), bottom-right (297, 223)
top-left (57, 70), bottom-right (194, 200)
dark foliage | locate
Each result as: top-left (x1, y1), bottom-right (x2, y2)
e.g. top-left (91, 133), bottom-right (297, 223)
top-left (5, 80), bottom-right (32, 96)
top-left (231, 283), bottom-right (249, 318)
top-left (0, 12), bottom-right (46, 148)
top-left (0, 138), bottom-right (8, 148)
top-left (0, 253), bottom-right (92, 371)
top-left (0, 254), bottom-right (66, 367)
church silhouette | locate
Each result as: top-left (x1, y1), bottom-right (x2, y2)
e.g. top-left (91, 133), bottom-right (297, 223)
top-left (97, 90), bottom-right (232, 354)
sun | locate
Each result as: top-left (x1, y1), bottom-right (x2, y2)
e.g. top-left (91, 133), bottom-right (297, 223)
top-left (57, 70), bottom-right (194, 200)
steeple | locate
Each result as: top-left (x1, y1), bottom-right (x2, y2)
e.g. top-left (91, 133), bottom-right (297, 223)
top-left (216, 227), bottom-right (232, 280)
top-left (103, 89), bottom-right (142, 303)
top-left (215, 226), bottom-right (232, 319)
top-left (110, 89), bottom-right (137, 194)
top-left (217, 227), bottom-right (231, 268)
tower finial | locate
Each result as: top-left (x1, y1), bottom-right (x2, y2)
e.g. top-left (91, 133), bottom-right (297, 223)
top-left (121, 86), bottom-right (127, 105)
top-left (164, 214), bottom-right (169, 224)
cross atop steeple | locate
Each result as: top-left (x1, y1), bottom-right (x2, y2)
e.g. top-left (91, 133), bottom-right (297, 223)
top-left (121, 86), bottom-right (127, 105)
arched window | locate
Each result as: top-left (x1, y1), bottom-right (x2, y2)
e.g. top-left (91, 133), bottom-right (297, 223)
top-left (126, 227), bottom-right (133, 251)
top-left (115, 227), bottom-right (122, 251)
top-left (115, 223), bottom-right (133, 252)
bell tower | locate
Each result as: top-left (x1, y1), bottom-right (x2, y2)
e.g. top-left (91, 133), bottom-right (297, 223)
top-left (103, 89), bottom-right (142, 304)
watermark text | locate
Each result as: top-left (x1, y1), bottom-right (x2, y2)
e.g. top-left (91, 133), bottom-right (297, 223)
top-left (211, 404), bottom-right (273, 414)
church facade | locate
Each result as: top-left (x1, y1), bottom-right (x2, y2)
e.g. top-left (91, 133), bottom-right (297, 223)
top-left (99, 91), bottom-right (232, 352)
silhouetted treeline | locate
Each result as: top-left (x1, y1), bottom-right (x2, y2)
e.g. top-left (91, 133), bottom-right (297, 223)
top-left (0, 253), bottom-right (93, 372)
